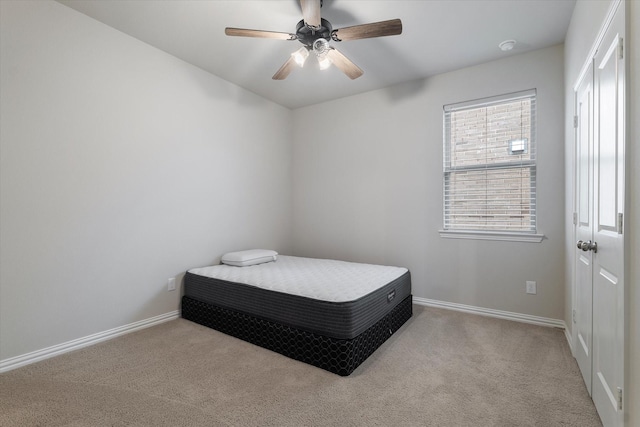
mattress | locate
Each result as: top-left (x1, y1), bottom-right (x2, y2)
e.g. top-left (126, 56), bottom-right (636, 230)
top-left (185, 255), bottom-right (411, 340)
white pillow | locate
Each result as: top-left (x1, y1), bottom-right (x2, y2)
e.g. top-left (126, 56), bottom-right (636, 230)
top-left (221, 249), bottom-right (278, 267)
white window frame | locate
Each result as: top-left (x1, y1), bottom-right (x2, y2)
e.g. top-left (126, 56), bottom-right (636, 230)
top-left (439, 89), bottom-right (544, 243)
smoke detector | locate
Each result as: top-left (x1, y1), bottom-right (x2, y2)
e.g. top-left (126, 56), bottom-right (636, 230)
top-left (499, 40), bottom-right (516, 51)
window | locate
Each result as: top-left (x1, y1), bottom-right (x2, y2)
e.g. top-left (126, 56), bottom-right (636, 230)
top-left (441, 90), bottom-right (543, 242)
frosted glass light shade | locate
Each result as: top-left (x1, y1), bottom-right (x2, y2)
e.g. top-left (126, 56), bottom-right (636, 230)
top-left (291, 47), bottom-right (309, 67)
top-left (317, 55), bottom-right (332, 70)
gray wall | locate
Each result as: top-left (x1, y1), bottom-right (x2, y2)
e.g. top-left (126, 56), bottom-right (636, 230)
top-left (292, 45), bottom-right (566, 320)
top-left (0, 1), bottom-right (292, 361)
top-left (564, 0), bottom-right (639, 423)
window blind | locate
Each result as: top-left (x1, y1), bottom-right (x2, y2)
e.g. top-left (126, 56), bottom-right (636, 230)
top-left (443, 90), bottom-right (537, 232)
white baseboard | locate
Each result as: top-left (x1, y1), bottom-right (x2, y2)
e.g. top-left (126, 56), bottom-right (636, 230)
top-left (564, 326), bottom-right (574, 354)
top-left (1, 301), bottom-right (572, 373)
top-left (412, 297), bottom-right (566, 329)
top-left (0, 310), bottom-right (180, 373)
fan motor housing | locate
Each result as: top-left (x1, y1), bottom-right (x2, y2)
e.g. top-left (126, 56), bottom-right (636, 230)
top-left (296, 18), bottom-right (332, 47)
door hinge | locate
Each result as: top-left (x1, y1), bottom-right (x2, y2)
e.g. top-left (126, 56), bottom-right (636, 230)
top-left (572, 309), bottom-right (576, 324)
top-left (573, 115), bottom-right (579, 128)
top-left (617, 213), bottom-right (623, 234)
top-left (573, 212), bottom-right (577, 225)
top-left (617, 387), bottom-right (623, 410)
top-left (618, 38), bottom-right (624, 60)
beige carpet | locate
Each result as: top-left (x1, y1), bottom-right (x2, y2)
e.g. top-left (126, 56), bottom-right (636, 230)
top-left (0, 305), bottom-right (602, 426)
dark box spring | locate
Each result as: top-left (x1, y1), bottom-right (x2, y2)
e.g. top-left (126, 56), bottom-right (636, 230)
top-left (181, 294), bottom-right (412, 376)
top-left (181, 269), bottom-right (412, 376)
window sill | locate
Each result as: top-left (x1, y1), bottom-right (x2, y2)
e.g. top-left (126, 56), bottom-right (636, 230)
top-left (438, 230), bottom-right (545, 243)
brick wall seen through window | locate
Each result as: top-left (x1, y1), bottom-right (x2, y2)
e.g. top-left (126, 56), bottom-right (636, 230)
top-left (443, 90), bottom-right (536, 232)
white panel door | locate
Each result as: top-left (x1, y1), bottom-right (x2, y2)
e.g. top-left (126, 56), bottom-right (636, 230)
top-left (591, 6), bottom-right (625, 427)
top-left (574, 62), bottom-right (593, 394)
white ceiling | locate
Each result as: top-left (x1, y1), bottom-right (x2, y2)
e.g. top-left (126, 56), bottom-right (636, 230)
top-left (58, 0), bottom-right (576, 109)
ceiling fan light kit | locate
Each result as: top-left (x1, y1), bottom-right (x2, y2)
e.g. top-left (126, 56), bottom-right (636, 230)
top-left (224, 0), bottom-right (402, 80)
top-left (312, 38), bottom-right (332, 70)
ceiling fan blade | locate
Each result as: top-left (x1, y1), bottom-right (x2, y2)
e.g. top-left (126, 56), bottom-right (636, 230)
top-left (327, 49), bottom-right (363, 80)
top-left (272, 56), bottom-right (298, 80)
top-left (332, 19), bottom-right (402, 41)
top-left (225, 27), bottom-right (295, 40)
top-left (300, 0), bottom-right (321, 28)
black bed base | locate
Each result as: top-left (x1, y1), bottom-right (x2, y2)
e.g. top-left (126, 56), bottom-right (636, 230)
top-left (181, 295), bottom-right (413, 376)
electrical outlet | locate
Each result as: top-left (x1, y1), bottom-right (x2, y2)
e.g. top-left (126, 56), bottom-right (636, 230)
top-left (526, 281), bottom-right (537, 295)
top-left (167, 277), bottom-right (176, 292)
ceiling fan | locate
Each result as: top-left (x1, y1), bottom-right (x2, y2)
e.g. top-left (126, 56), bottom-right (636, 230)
top-left (224, 0), bottom-right (402, 80)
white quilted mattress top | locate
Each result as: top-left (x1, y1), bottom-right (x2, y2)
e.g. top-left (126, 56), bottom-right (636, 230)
top-left (189, 255), bottom-right (407, 302)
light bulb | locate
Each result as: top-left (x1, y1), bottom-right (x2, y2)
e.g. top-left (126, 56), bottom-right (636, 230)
top-left (317, 54), bottom-right (332, 70)
top-left (291, 47), bottom-right (309, 67)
